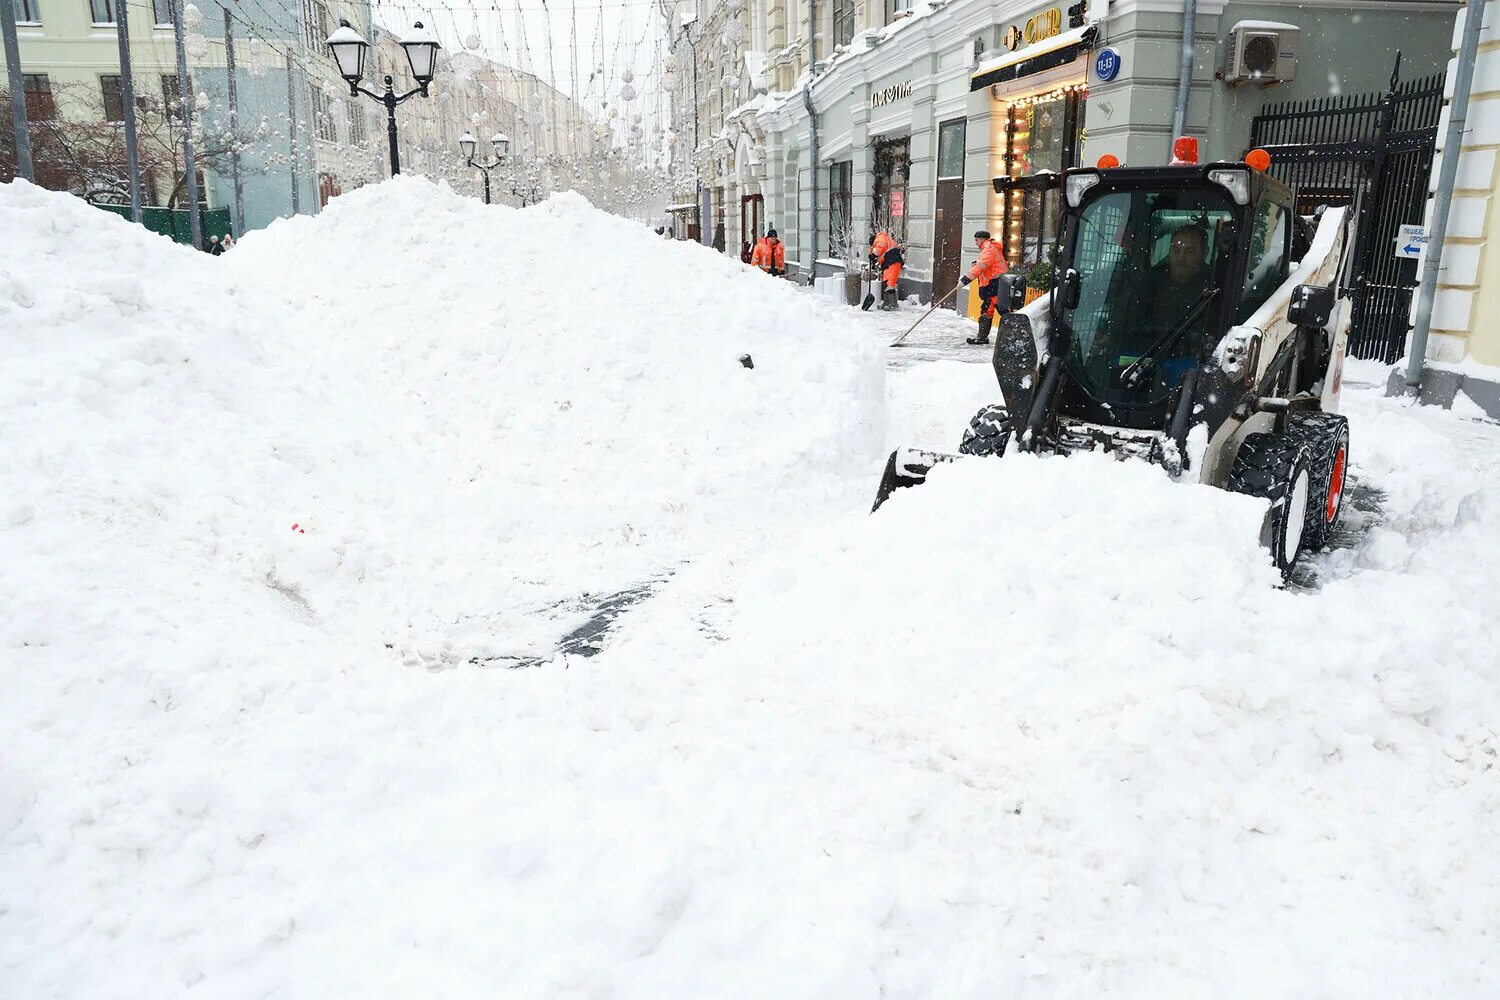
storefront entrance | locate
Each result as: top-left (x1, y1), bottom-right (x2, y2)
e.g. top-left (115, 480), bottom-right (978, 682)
top-left (872, 136), bottom-right (911, 239)
top-left (740, 193), bottom-right (764, 244)
top-left (932, 119), bottom-right (967, 304)
top-left (995, 82), bottom-right (1086, 268)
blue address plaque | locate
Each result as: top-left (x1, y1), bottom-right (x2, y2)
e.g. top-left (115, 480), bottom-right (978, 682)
top-left (1094, 46), bottom-right (1123, 83)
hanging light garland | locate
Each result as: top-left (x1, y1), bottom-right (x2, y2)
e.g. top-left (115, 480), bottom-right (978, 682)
top-left (1005, 82), bottom-right (1089, 109)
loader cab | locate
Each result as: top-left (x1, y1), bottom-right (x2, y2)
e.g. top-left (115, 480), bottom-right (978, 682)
top-left (1048, 163), bottom-right (1293, 430)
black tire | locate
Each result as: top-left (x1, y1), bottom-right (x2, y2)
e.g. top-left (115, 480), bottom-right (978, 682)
top-left (1227, 432), bottom-right (1314, 580)
top-left (958, 403), bottom-right (1011, 457)
top-left (1287, 413), bottom-right (1350, 552)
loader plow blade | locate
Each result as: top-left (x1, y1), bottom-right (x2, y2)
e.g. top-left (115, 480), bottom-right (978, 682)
top-left (872, 448), bottom-right (958, 511)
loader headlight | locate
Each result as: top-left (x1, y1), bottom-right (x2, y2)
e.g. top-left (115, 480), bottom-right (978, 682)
top-left (1208, 167), bottom-right (1251, 205)
top-left (1065, 171), bottom-right (1101, 208)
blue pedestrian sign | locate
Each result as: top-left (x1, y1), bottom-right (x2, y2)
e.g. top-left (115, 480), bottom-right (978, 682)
top-left (1094, 47), bottom-right (1122, 83)
top-left (1395, 224), bottom-right (1428, 259)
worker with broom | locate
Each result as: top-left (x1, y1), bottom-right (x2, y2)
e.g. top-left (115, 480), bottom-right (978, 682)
top-left (863, 229), bottom-right (905, 311)
top-left (960, 230), bottom-right (1009, 345)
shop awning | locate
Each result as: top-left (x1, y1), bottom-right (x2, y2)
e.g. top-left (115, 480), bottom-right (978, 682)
top-left (970, 26), bottom-right (1096, 91)
top-left (665, 203), bottom-right (699, 213)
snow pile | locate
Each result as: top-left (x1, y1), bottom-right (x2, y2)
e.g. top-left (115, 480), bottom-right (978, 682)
top-left (4, 177), bottom-right (1499, 997)
top-left (596, 395), bottom-right (1500, 996)
top-left (1, 177), bottom-right (884, 664)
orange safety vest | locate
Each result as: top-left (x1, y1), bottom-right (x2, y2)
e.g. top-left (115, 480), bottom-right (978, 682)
top-left (968, 239), bottom-right (1009, 284)
top-left (750, 237), bottom-right (785, 273)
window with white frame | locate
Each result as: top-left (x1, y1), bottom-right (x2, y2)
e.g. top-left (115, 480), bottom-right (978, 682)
top-left (347, 102), bottom-right (368, 145)
top-left (153, 0), bottom-right (175, 26)
top-left (14, 0), bottom-right (41, 24)
top-left (89, 0), bottom-right (116, 25)
top-left (313, 89), bottom-right (336, 142)
top-left (832, 0), bottom-right (854, 48)
top-left (100, 74), bottom-right (125, 122)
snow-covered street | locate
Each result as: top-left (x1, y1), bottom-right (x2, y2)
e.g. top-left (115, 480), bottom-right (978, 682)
top-left (4, 179), bottom-right (1499, 998)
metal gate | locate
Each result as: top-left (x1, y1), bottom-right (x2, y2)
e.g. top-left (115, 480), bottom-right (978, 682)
top-left (1249, 64), bottom-right (1445, 362)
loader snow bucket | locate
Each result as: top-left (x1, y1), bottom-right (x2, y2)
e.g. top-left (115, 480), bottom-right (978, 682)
top-left (872, 448), bottom-right (953, 511)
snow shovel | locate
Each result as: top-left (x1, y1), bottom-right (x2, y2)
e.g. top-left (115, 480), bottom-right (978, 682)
top-left (889, 283), bottom-right (962, 348)
top-left (860, 265), bottom-right (877, 311)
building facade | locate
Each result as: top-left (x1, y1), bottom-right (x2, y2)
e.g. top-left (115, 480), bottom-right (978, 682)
top-left (3, 1), bottom-right (598, 233)
top-left (1421, 0), bottom-right (1500, 405)
top-left (685, 0), bottom-right (1459, 299)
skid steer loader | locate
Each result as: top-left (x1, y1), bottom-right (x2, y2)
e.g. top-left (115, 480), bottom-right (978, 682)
top-left (873, 152), bottom-right (1355, 579)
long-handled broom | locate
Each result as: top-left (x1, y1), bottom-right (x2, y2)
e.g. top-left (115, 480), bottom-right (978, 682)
top-left (889, 283), bottom-right (963, 348)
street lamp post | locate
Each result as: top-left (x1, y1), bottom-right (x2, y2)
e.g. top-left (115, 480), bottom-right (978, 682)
top-left (326, 19), bottom-right (440, 176)
top-left (459, 131), bottom-right (510, 204)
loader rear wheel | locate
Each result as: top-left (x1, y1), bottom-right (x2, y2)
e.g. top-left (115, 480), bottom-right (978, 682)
top-left (1287, 413), bottom-right (1350, 552)
top-left (958, 403), bottom-right (1011, 457)
top-left (1228, 432), bottom-right (1313, 581)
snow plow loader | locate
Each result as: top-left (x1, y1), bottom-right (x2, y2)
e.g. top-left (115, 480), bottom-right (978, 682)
top-left (874, 154), bottom-right (1354, 579)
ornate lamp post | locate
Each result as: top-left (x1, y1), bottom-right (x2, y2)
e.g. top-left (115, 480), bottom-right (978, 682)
top-left (326, 19), bottom-right (441, 176)
top-left (459, 131), bottom-right (509, 204)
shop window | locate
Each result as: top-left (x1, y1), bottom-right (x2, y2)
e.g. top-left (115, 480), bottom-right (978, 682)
top-left (88, 0), bottom-right (115, 24)
top-left (832, 0), bottom-right (855, 49)
top-left (872, 137), bottom-right (910, 239)
top-left (22, 73), bottom-right (54, 120)
top-left (1236, 200), bottom-right (1290, 323)
top-left (100, 74), bottom-right (125, 122)
top-left (937, 119), bottom-right (965, 179)
top-left (1000, 84), bottom-right (1086, 267)
top-left (829, 159), bottom-right (852, 251)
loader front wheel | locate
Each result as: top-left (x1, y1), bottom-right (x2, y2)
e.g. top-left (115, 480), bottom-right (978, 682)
top-left (1287, 413), bottom-right (1350, 552)
top-left (958, 403), bottom-right (1011, 457)
top-left (1228, 432), bottom-right (1313, 581)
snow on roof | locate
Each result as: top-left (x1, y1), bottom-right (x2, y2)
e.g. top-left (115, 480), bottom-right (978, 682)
top-left (1228, 20), bottom-right (1300, 32)
top-left (971, 25), bottom-right (1093, 79)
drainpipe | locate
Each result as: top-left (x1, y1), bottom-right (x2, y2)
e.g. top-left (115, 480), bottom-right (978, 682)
top-left (1170, 0), bottom-right (1197, 146)
top-left (803, 0), bottom-right (819, 274)
top-left (1406, 0), bottom-right (1489, 391)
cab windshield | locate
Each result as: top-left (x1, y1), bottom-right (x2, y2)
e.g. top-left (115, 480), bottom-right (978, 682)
top-left (1064, 188), bottom-right (1234, 408)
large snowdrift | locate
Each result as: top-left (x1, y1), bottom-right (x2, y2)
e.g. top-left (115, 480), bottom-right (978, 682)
top-left (4, 179), bottom-right (1498, 997)
top-left (1, 177), bottom-right (884, 664)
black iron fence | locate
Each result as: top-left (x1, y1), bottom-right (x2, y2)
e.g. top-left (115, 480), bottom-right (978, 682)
top-left (1250, 67), bottom-right (1445, 362)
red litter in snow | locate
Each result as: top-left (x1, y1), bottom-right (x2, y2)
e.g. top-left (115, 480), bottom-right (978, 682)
top-left (291, 523), bottom-right (305, 533)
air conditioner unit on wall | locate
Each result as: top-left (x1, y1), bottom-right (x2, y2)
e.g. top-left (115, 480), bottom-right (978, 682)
top-left (1221, 21), bottom-right (1298, 88)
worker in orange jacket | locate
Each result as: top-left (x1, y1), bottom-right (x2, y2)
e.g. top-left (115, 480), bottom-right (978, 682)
top-left (750, 228), bottom-right (786, 276)
top-left (959, 229), bottom-right (1010, 345)
top-left (864, 229), bottom-right (905, 311)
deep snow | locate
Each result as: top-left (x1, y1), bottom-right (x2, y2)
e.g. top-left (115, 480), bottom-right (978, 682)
top-left (3, 179), bottom-right (1498, 998)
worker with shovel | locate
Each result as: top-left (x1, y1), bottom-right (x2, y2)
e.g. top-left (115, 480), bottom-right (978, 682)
top-left (863, 229), bottom-right (905, 311)
top-left (750, 228), bottom-right (786, 276)
top-left (960, 230), bottom-right (1009, 345)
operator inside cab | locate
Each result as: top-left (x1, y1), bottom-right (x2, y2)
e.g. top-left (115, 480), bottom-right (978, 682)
top-left (1111, 220), bottom-right (1216, 387)
top-left (1149, 224), bottom-right (1210, 329)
